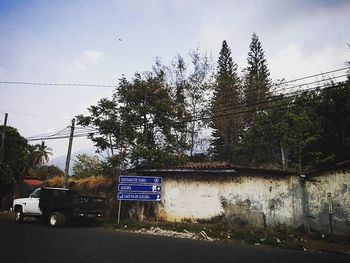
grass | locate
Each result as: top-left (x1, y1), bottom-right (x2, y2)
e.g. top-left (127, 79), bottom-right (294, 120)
top-left (46, 176), bottom-right (115, 192)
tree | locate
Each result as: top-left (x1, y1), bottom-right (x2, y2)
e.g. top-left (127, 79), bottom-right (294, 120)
top-left (78, 70), bottom-right (186, 169)
top-left (72, 154), bottom-right (103, 178)
top-left (76, 96), bottom-right (125, 176)
top-left (243, 33), bottom-right (271, 125)
top-left (30, 165), bottom-right (64, 180)
top-left (31, 141), bottom-right (52, 166)
top-left (210, 40), bottom-right (242, 160)
top-left (117, 72), bottom-right (182, 167)
top-left (169, 55), bottom-right (190, 156)
top-left (186, 48), bottom-right (213, 157)
top-left (313, 81), bottom-right (350, 167)
top-left (0, 126), bottom-right (31, 199)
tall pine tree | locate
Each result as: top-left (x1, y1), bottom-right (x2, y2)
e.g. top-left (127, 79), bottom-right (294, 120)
top-left (244, 33), bottom-right (271, 126)
top-left (211, 40), bottom-right (242, 160)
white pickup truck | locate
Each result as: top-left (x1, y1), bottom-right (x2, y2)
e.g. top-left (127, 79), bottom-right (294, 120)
top-left (13, 187), bottom-right (106, 227)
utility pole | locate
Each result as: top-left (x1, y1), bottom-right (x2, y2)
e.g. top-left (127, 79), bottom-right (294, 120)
top-left (63, 118), bottom-right (75, 188)
top-left (0, 113), bottom-right (8, 167)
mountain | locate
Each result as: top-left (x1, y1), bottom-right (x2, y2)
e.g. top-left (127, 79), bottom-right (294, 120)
top-left (48, 147), bottom-right (102, 174)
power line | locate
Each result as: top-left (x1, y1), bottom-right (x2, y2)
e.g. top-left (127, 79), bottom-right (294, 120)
top-left (26, 125), bottom-right (99, 141)
top-left (271, 66), bottom-right (349, 86)
top-left (0, 109), bottom-right (71, 120)
top-left (181, 80), bottom-right (346, 123)
top-left (208, 75), bottom-right (347, 118)
top-left (213, 71), bottom-right (348, 104)
top-left (0, 81), bottom-right (117, 88)
top-left (26, 127), bottom-right (70, 140)
top-left (26, 132), bottom-right (99, 141)
top-left (26, 82), bottom-right (346, 142)
top-left (1, 67), bottom-right (348, 88)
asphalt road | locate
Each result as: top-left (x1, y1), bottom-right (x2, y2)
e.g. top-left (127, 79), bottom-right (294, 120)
top-left (1, 219), bottom-right (349, 263)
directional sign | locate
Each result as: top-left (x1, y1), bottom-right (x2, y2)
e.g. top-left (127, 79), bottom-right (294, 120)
top-left (117, 193), bottom-right (161, 201)
top-left (118, 184), bottom-right (161, 193)
top-left (119, 175), bottom-right (162, 184)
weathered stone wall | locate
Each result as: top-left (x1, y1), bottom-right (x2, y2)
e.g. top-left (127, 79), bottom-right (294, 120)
top-left (151, 169), bottom-right (350, 235)
top-left (306, 170), bottom-right (350, 235)
top-left (160, 175), bottom-right (303, 229)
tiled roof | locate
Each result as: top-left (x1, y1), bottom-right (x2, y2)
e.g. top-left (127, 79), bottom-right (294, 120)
top-left (133, 162), bottom-right (295, 175)
top-left (23, 178), bottom-right (43, 188)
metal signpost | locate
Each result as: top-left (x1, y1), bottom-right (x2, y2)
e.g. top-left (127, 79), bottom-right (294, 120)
top-left (117, 175), bottom-right (162, 225)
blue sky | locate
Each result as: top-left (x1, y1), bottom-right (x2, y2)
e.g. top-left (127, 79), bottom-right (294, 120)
top-left (0, 0), bottom-right (349, 158)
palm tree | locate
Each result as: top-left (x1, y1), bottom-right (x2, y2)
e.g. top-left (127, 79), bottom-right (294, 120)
top-left (31, 141), bottom-right (53, 166)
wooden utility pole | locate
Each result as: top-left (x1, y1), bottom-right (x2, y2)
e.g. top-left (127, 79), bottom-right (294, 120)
top-left (63, 118), bottom-right (75, 188)
top-left (0, 113), bottom-right (8, 167)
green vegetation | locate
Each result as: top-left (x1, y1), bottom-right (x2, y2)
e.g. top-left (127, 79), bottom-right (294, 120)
top-left (0, 127), bottom-right (62, 200)
top-left (77, 35), bottom-right (350, 173)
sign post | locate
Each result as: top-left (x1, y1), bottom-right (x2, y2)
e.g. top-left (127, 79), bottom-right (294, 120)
top-left (117, 175), bottom-right (162, 225)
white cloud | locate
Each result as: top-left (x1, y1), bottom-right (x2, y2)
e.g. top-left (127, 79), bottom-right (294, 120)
top-left (73, 50), bottom-right (104, 71)
top-left (269, 44), bottom-right (348, 81)
top-left (81, 50), bottom-right (104, 63)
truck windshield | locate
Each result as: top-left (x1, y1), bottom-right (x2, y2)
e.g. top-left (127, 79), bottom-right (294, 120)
top-left (31, 188), bottom-right (41, 198)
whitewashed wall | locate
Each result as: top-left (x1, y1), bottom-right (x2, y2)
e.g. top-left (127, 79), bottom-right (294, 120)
top-left (151, 169), bottom-right (350, 234)
top-left (306, 170), bottom-right (350, 235)
top-left (161, 175), bottom-right (303, 228)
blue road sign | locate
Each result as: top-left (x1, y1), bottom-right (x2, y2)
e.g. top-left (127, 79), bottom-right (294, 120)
top-left (119, 175), bottom-right (162, 185)
top-left (118, 184), bottom-right (161, 193)
top-left (117, 193), bottom-right (161, 201)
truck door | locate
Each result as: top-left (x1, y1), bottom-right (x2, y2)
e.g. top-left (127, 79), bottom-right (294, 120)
top-left (25, 188), bottom-right (42, 215)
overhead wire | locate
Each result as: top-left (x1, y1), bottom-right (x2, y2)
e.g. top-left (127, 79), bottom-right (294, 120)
top-left (0, 81), bottom-right (117, 88)
top-left (14, 66), bottom-right (350, 141)
top-left (0, 109), bottom-right (71, 120)
top-left (197, 75), bottom-right (346, 120)
top-left (179, 79), bottom-right (346, 123)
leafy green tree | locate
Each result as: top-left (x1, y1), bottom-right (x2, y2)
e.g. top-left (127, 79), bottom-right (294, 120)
top-left (117, 72), bottom-right (182, 167)
top-left (0, 126), bottom-right (31, 198)
top-left (31, 141), bottom-right (52, 166)
top-left (210, 40), bottom-right (242, 160)
top-left (243, 33), bottom-right (271, 125)
top-left (77, 97), bottom-right (125, 176)
top-left (72, 154), bottom-right (103, 178)
top-left (30, 165), bottom-right (64, 180)
top-left (169, 55), bottom-right (190, 156)
top-left (78, 71), bottom-right (187, 169)
top-left (313, 82), bottom-right (350, 167)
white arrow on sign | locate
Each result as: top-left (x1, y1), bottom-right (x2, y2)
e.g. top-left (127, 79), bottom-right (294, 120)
top-left (156, 194), bottom-right (161, 200)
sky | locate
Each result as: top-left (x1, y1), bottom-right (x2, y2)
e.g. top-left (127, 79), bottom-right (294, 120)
top-left (0, 0), bottom-right (349, 159)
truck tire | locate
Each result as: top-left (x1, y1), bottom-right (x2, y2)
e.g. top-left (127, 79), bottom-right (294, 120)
top-left (15, 207), bottom-right (24, 223)
top-left (48, 212), bottom-right (66, 227)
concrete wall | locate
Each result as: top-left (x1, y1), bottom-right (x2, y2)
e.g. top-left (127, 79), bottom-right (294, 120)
top-left (306, 170), bottom-right (350, 235)
top-left (144, 168), bottom-right (350, 235)
top-left (160, 174), bottom-right (303, 229)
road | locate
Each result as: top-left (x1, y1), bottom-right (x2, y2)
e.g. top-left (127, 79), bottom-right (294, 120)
top-left (1, 219), bottom-right (349, 263)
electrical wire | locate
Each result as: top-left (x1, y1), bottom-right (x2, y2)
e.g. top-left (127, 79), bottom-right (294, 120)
top-left (0, 81), bottom-right (117, 88)
top-left (0, 109), bottom-right (71, 120)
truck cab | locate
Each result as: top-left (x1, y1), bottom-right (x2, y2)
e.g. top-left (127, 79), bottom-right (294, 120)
top-left (13, 188), bottom-right (43, 217)
top-left (13, 187), bottom-right (106, 227)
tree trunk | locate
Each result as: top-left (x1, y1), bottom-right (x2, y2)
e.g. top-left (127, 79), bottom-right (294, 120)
top-left (280, 144), bottom-right (286, 170)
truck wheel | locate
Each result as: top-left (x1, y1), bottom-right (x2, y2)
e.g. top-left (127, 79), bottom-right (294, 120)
top-left (15, 208), bottom-right (24, 223)
top-left (49, 212), bottom-right (65, 227)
